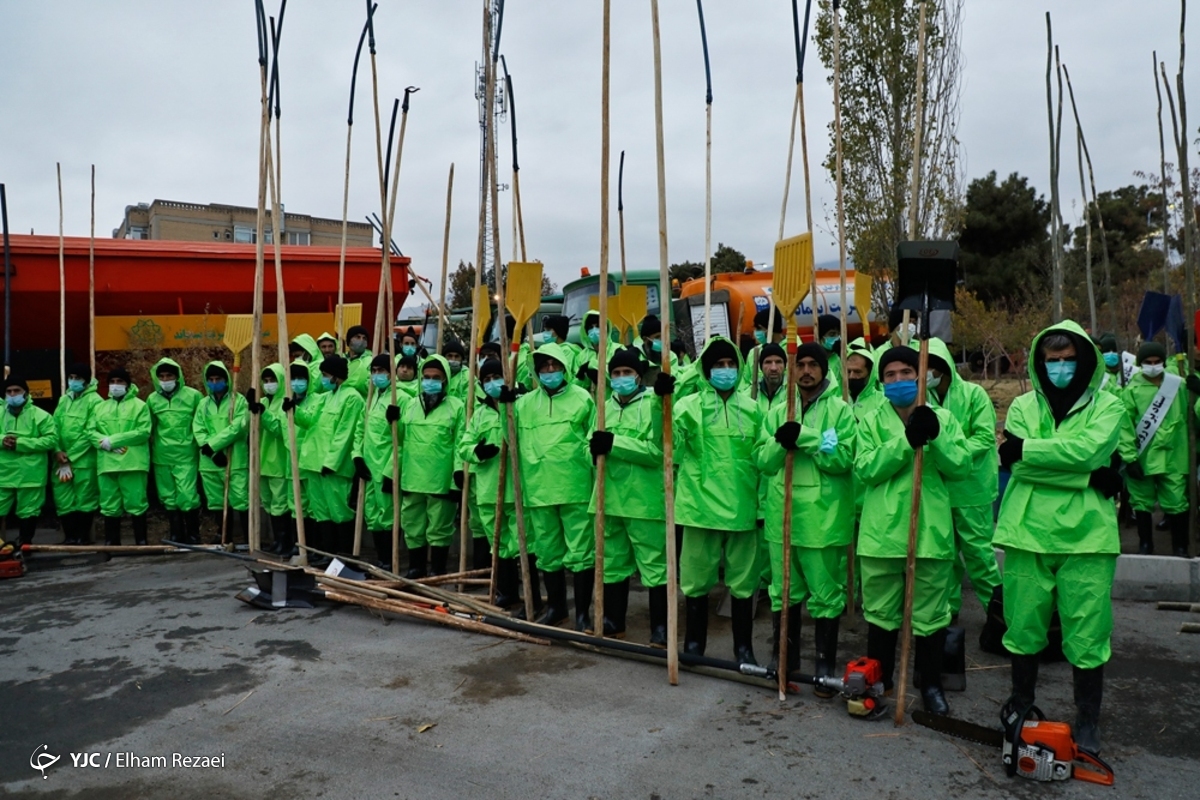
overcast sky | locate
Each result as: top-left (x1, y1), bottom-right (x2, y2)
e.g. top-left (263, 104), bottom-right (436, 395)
top-left (2, 1), bottom-right (1196, 314)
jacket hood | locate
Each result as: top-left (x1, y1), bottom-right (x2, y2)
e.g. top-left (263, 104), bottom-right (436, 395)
top-left (263, 363), bottom-right (286, 386)
top-left (151, 357), bottom-right (185, 393)
top-left (291, 333), bottom-right (321, 362)
top-left (420, 353), bottom-right (451, 382)
top-left (926, 338), bottom-right (955, 389)
top-left (201, 360), bottom-right (232, 396)
top-left (533, 341), bottom-right (573, 375)
top-left (581, 310), bottom-right (617, 353)
top-left (1028, 319), bottom-right (1102, 420)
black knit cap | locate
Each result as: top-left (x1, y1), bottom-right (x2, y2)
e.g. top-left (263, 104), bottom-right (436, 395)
top-left (204, 363), bottom-right (227, 380)
top-left (443, 340), bottom-right (466, 358)
top-left (290, 363), bottom-right (310, 380)
top-left (795, 342), bottom-right (829, 377)
top-left (320, 355), bottom-right (349, 381)
top-left (155, 362), bottom-right (179, 377)
top-left (759, 342), bottom-right (786, 365)
top-left (1137, 341), bottom-right (1167, 364)
top-left (398, 354), bottom-right (419, 371)
top-left (609, 345), bottom-right (648, 377)
top-left (639, 314), bottom-right (662, 338)
top-left (479, 358), bottom-right (505, 382)
top-left (754, 308), bottom-right (783, 333)
top-left (109, 366), bottom-right (132, 383)
top-left (878, 345), bottom-right (920, 373)
top-left (4, 373), bottom-right (28, 393)
top-left (817, 314), bottom-right (841, 337)
top-left (67, 362), bottom-right (92, 382)
top-left (544, 314), bottom-right (569, 341)
top-left (479, 341), bottom-right (502, 358)
top-left (347, 325), bottom-right (369, 340)
top-left (370, 353), bottom-right (393, 370)
top-left (700, 338), bottom-right (739, 376)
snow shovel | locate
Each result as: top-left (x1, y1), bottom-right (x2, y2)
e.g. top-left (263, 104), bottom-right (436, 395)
top-left (219, 314), bottom-right (254, 548)
top-left (618, 284), bottom-right (648, 346)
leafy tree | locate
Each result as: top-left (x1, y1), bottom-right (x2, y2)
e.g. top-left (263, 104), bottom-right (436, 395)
top-left (444, 259), bottom-right (557, 312)
top-left (958, 171), bottom-right (1051, 305)
top-left (669, 242), bottom-right (747, 283)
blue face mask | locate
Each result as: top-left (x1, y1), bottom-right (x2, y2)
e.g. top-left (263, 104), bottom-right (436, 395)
top-left (483, 378), bottom-right (505, 399)
top-left (68, 379), bottom-right (85, 393)
top-left (7, 394), bottom-right (26, 408)
top-left (587, 328), bottom-right (601, 345)
top-left (1045, 360), bottom-right (1077, 389)
top-left (535, 331), bottom-right (553, 346)
top-left (402, 344), bottom-right (417, 357)
top-left (371, 373), bottom-right (391, 390)
top-left (650, 339), bottom-right (663, 353)
top-left (1102, 352), bottom-right (1120, 369)
top-left (883, 379), bottom-right (919, 407)
top-left (823, 336), bottom-right (839, 351)
top-left (754, 330), bottom-right (767, 345)
top-left (291, 379), bottom-right (308, 395)
top-left (207, 379), bottom-right (227, 394)
top-left (611, 375), bottom-right (639, 396)
top-left (320, 377), bottom-right (335, 391)
top-left (709, 367), bottom-right (738, 391)
top-left (539, 371), bottom-right (565, 390)
top-left (421, 378), bottom-right (444, 395)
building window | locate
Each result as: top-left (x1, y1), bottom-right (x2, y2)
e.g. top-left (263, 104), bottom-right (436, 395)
top-left (286, 231), bottom-right (310, 245)
top-left (126, 226), bottom-right (148, 240)
top-left (233, 226), bottom-right (273, 244)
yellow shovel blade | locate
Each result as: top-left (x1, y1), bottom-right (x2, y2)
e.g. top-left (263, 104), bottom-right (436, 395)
top-left (772, 233), bottom-right (814, 318)
top-left (472, 285), bottom-right (491, 349)
top-left (618, 284), bottom-right (648, 336)
top-left (854, 272), bottom-right (873, 326)
top-left (222, 314), bottom-right (255, 356)
top-left (505, 262), bottom-right (544, 331)
top-left (335, 303), bottom-right (363, 334)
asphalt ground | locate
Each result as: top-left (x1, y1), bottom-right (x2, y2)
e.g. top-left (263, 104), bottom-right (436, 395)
top-left (2, 534), bottom-right (1198, 799)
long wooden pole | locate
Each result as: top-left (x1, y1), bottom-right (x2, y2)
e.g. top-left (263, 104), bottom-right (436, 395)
top-left (475, 1), bottom-right (496, 601)
top-left (438, 164), bottom-right (454, 354)
top-left (1172, 0), bottom-right (1196, 550)
top-left (1045, 13), bottom-right (1064, 323)
top-left (798, 16), bottom-right (816, 341)
top-left (89, 165), bottom-right (95, 377)
top-left (776, 315), bottom-right (800, 700)
top-left (618, 150), bottom-right (628, 286)
top-left (696, 0), bottom-right (713, 341)
top-left (650, 0), bottom-right (679, 685)
top-left (56, 163), bottom-right (64, 394)
top-left (251, 2), bottom-right (271, 556)
top-left (1156, 50), bottom-right (1172, 297)
top-left (1062, 64), bottom-right (1097, 333)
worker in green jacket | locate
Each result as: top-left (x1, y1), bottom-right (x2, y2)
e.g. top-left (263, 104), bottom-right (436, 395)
top-left (317, 332), bottom-right (338, 358)
top-left (675, 336), bottom-right (764, 665)
top-left (994, 321), bottom-right (1123, 756)
top-left (512, 341), bottom-right (598, 629)
top-left (94, 367), bottom-right (153, 546)
top-left (871, 307), bottom-right (920, 380)
top-left (344, 325), bottom-right (373, 398)
top-left (443, 340), bottom-right (470, 401)
top-left (632, 314), bottom-right (679, 385)
top-left (357, 353), bottom-right (403, 568)
top-left (2, 375), bottom-right (57, 545)
top-left (52, 363), bottom-right (103, 545)
top-left (1118, 341), bottom-right (1192, 557)
top-left (395, 353), bottom-right (420, 402)
top-left (251, 363), bottom-right (293, 555)
top-left (741, 308), bottom-right (784, 390)
top-left (146, 358), bottom-right (202, 544)
top-left (293, 355), bottom-right (366, 561)
top-left (576, 310), bottom-right (616, 392)
top-left (757, 343), bottom-right (857, 686)
top-left (817, 314), bottom-right (844, 385)
top-left (587, 346), bottom-right (669, 645)
top-left (1096, 333), bottom-right (1124, 394)
top-left (537, 314), bottom-right (582, 372)
top-left (856, 346), bottom-right (970, 716)
top-left (397, 327), bottom-right (423, 360)
top-left (280, 361), bottom-right (316, 551)
top-left (845, 338), bottom-right (880, 410)
top-left (397, 354), bottom-right (464, 577)
top-left (745, 342), bottom-right (790, 413)
top-left (192, 361), bottom-right (249, 543)
top-left (290, 333), bottom-right (324, 394)
top-left (925, 339), bottom-right (1001, 616)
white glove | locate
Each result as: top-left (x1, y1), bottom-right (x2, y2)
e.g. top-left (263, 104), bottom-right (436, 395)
top-left (818, 428), bottom-right (838, 455)
top-left (99, 437), bottom-right (112, 451)
top-left (57, 465), bottom-right (74, 483)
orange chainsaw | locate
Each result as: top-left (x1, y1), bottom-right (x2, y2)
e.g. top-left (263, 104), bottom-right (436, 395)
top-left (913, 706), bottom-right (1115, 786)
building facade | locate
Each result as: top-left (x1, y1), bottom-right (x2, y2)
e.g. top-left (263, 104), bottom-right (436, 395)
top-left (113, 199), bottom-right (374, 248)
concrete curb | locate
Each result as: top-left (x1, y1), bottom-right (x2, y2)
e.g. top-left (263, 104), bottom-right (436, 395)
top-left (993, 548), bottom-right (1200, 602)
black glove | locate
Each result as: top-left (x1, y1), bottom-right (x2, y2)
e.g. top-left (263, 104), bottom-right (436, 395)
top-left (998, 431), bottom-right (1024, 469)
top-left (773, 421), bottom-right (802, 451)
top-left (381, 477), bottom-right (394, 495)
top-left (200, 443), bottom-right (215, 458)
top-left (584, 367), bottom-right (599, 387)
top-left (1088, 466), bottom-right (1123, 499)
top-left (576, 364), bottom-right (590, 383)
top-left (589, 430), bottom-right (615, 459)
top-left (386, 404), bottom-right (401, 424)
top-left (654, 372), bottom-right (676, 397)
top-left (248, 399), bottom-right (265, 415)
top-left (474, 441), bottom-right (501, 461)
top-left (282, 396), bottom-right (298, 413)
top-left (497, 385), bottom-right (518, 404)
top-left (453, 470), bottom-right (464, 489)
top-left (1125, 460), bottom-right (1145, 481)
top-left (353, 456), bottom-right (372, 482)
top-left (905, 405), bottom-right (941, 449)
top-left (245, 387), bottom-right (257, 405)
top-left (1187, 374), bottom-right (1200, 395)
top-left (211, 451), bottom-right (228, 468)
top-left (321, 465), bottom-right (334, 476)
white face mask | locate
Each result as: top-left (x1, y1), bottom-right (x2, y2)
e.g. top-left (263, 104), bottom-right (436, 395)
top-left (1142, 363), bottom-right (1165, 378)
top-left (159, 380), bottom-right (177, 394)
top-left (926, 372), bottom-right (941, 390)
top-left (906, 323), bottom-right (918, 339)
top-left (263, 381), bottom-right (279, 396)
top-left (109, 384), bottom-right (127, 398)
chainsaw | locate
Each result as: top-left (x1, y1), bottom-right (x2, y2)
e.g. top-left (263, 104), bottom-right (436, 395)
top-left (740, 656), bottom-right (888, 719)
top-left (912, 707), bottom-right (1115, 786)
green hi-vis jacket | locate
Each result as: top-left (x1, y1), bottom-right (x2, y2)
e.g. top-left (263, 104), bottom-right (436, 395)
top-left (192, 361), bottom-right (249, 473)
top-left (345, 348), bottom-right (374, 398)
top-left (146, 357), bottom-right (202, 467)
top-left (257, 364), bottom-right (291, 479)
top-left (291, 333), bottom-right (325, 393)
top-left (576, 310), bottom-right (616, 392)
top-left (673, 337), bottom-right (763, 532)
top-left (855, 398), bottom-right (970, 560)
top-left (1, 402), bottom-right (57, 488)
top-left (356, 381), bottom-right (404, 484)
top-left (398, 354), bottom-right (465, 494)
top-left (994, 321), bottom-right (1123, 555)
top-left (755, 379), bottom-right (857, 547)
top-left (514, 342), bottom-right (597, 507)
top-left (588, 386), bottom-right (665, 521)
top-left (1118, 370), bottom-right (1188, 476)
top-left (53, 379), bottom-right (103, 469)
top-left (294, 377), bottom-right (366, 479)
top-left (457, 396), bottom-right (513, 504)
top-left (926, 338), bottom-right (999, 507)
top-left (93, 384), bottom-right (152, 475)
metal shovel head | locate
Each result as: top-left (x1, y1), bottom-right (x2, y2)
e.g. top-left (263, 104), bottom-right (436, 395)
top-left (895, 240), bottom-right (959, 312)
top-left (505, 261), bottom-right (544, 330)
top-left (772, 233), bottom-right (814, 317)
top-left (222, 314), bottom-right (255, 356)
top-left (618, 284), bottom-right (648, 337)
top-left (472, 285), bottom-right (492, 349)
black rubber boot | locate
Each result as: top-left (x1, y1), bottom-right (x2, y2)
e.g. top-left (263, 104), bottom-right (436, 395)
top-left (526, 554), bottom-right (544, 614)
top-left (233, 510), bottom-right (250, 546)
top-left (264, 515), bottom-right (284, 554)
top-left (601, 578), bottom-right (630, 639)
top-left (370, 531), bottom-right (391, 568)
top-left (916, 628), bottom-right (950, 716)
top-left (647, 585), bottom-right (669, 648)
top-left (184, 509), bottom-right (201, 545)
top-left (337, 522), bottom-right (356, 556)
top-left (769, 606), bottom-right (802, 673)
top-left (493, 557), bottom-right (521, 609)
top-left (979, 584), bottom-right (1010, 656)
top-left (103, 516), bottom-right (123, 546)
top-left (472, 536), bottom-right (492, 571)
top-left (1136, 512), bottom-right (1155, 555)
top-left (534, 569), bottom-right (569, 626)
top-left (572, 568), bottom-right (594, 633)
top-left (77, 512), bottom-right (95, 545)
top-left (132, 514), bottom-right (149, 546)
top-left (60, 512), bottom-right (79, 545)
top-left (683, 595), bottom-right (709, 656)
top-left (167, 511), bottom-right (185, 544)
top-left (1072, 665), bottom-right (1104, 755)
top-left (404, 545), bottom-right (427, 579)
top-left (428, 545), bottom-right (450, 576)
top-left (813, 616), bottom-right (840, 697)
top-left (866, 623), bottom-right (900, 693)
top-left (942, 626), bottom-right (967, 691)
top-left (730, 597), bottom-right (757, 666)
top-left (17, 517), bottom-right (38, 547)
top-left (1169, 512), bottom-right (1192, 559)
